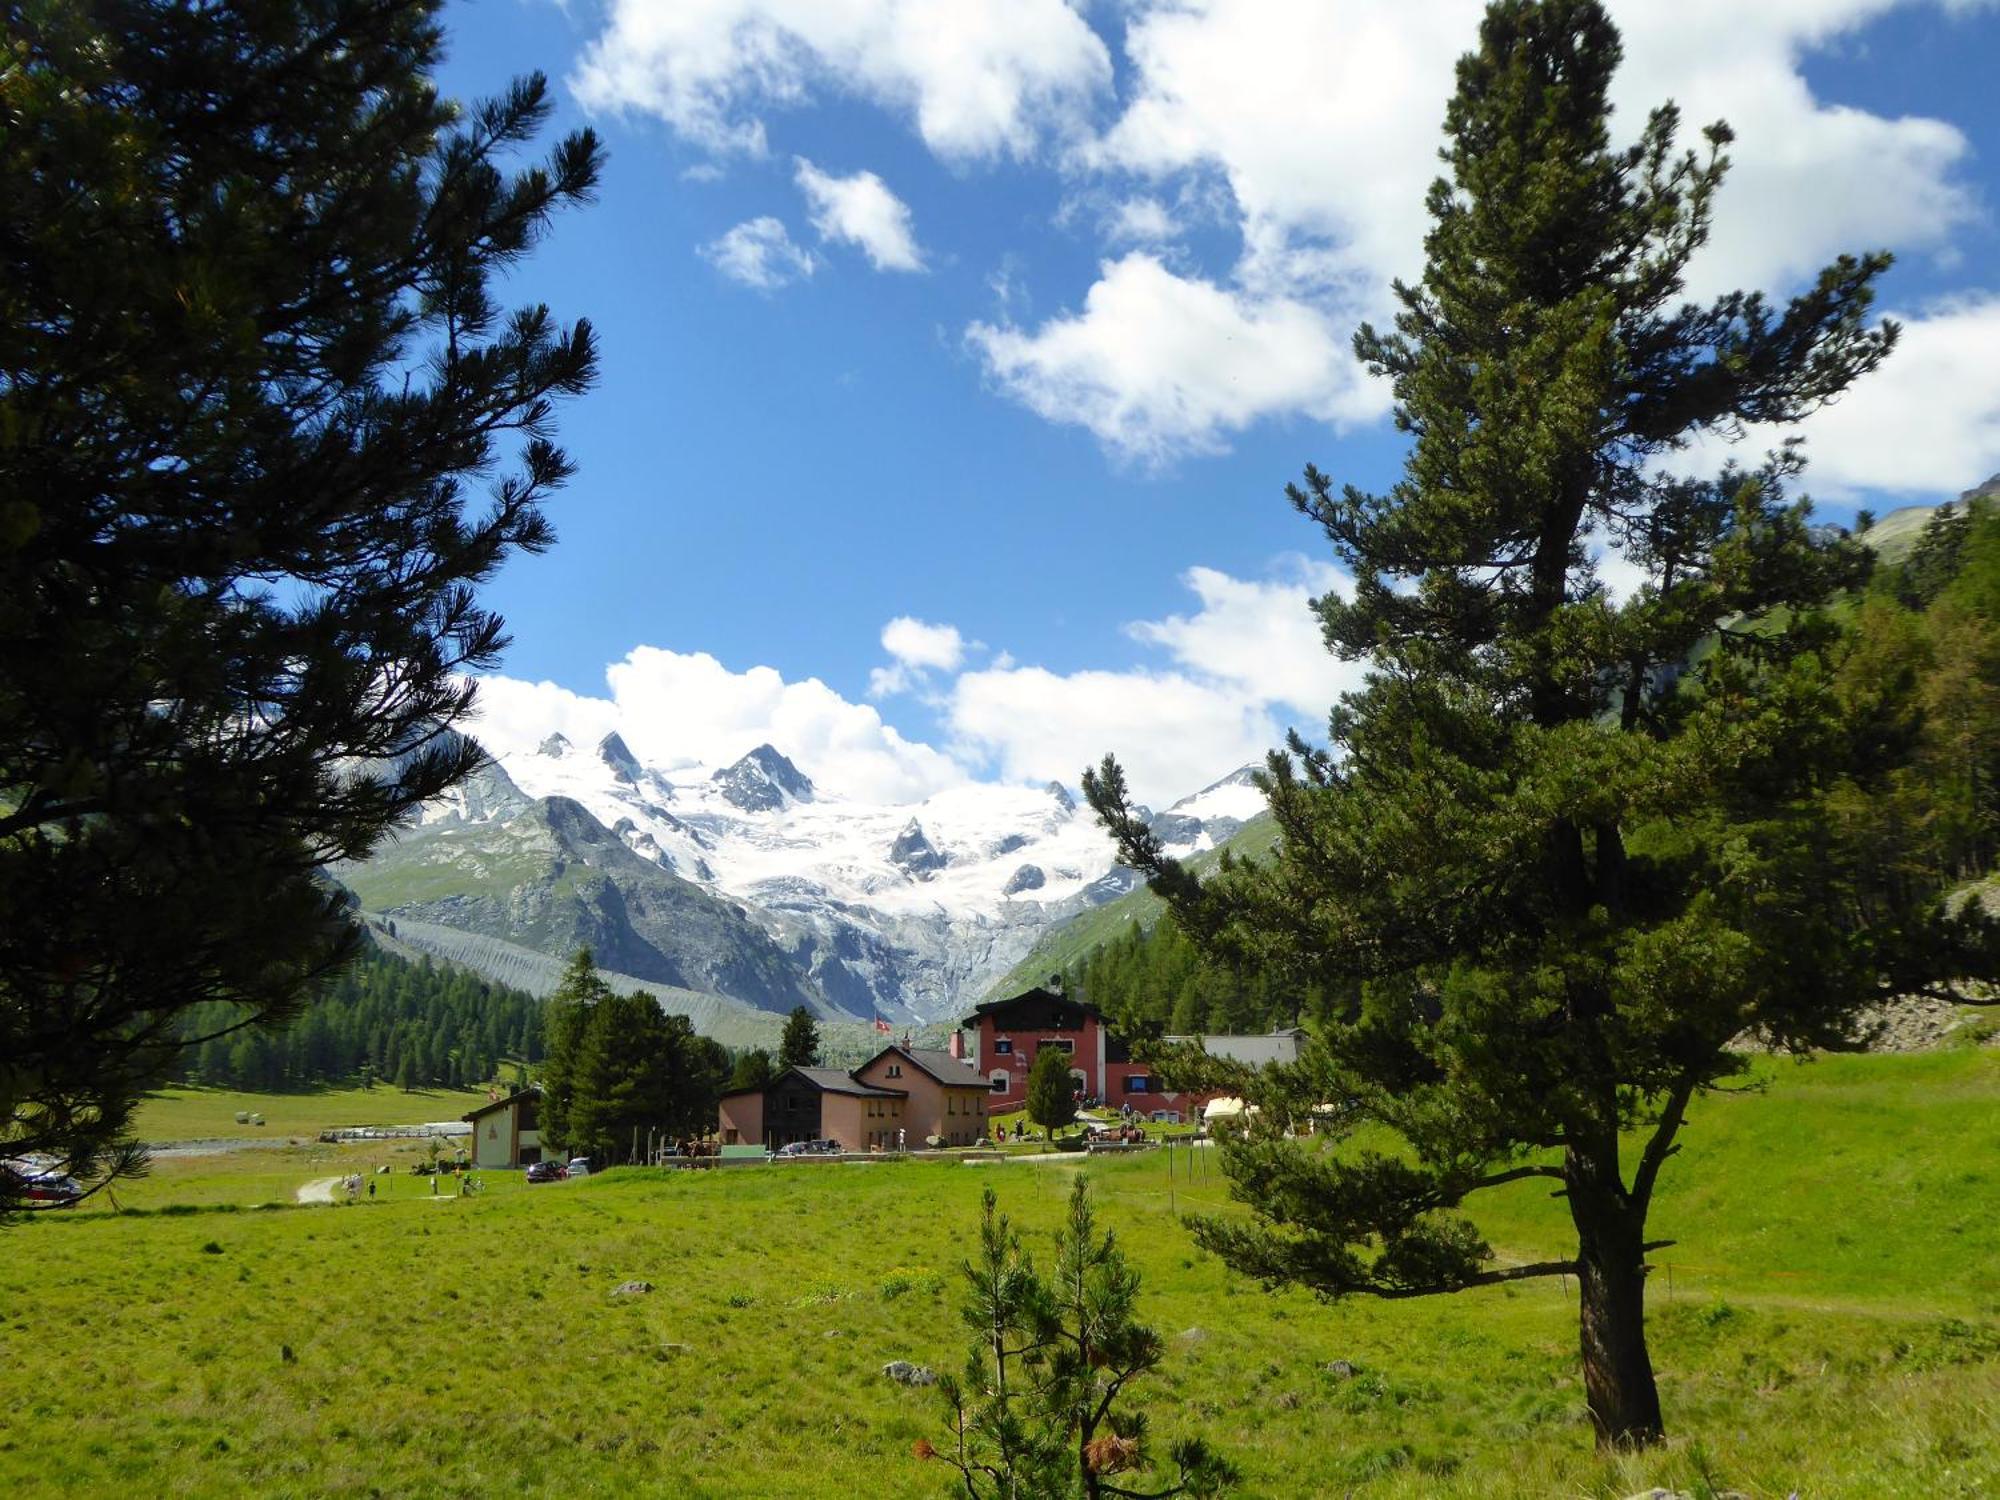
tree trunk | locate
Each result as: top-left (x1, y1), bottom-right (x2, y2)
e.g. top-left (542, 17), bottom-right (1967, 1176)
top-left (1573, 1211), bottom-right (1664, 1448)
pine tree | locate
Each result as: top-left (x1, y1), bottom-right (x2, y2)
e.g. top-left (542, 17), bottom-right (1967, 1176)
top-left (539, 949), bottom-right (610, 1155)
top-left (1085, 0), bottom-right (1991, 1449)
top-left (777, 1006), bottom-right (821, 1071)
top-left (728, 1047), bottom-right (774, 1093)
top-left (0, 0), bottom-right (598, 1194)
top-left (1024, 1046), bottom-right (1077, 1144)
top-left (926, 1181), bottom-right (1234, 1499)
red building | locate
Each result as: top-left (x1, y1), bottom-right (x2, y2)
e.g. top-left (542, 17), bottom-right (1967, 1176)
top-left (960, 985), bottom-right (1179, 1118)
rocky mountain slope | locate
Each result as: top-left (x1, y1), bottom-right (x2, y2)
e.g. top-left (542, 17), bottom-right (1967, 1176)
top-left (344, 738), bottom-right (1264, 1027)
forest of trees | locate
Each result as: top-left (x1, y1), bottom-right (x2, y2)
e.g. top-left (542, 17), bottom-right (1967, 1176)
top-left (1066, 919), bottom-right (1314, 1040)
top-left (173, 936), bottom-right (542, 1093)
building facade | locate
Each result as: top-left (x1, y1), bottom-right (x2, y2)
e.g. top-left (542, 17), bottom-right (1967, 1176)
top-left (463, 1089), bottom-right (542, 1168)
top-left (851, 1043), bottom-right (990, 1147)
top-left (961, 986), bottom-right (1172, 1116)
top-left (963, 987), bottom-right (1313, 1124)
top-left (718, 1066), bottom-right (907, 1152)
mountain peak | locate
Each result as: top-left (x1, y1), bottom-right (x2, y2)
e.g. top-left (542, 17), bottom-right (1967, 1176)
top-left (597, 731), bottom-right (643, 785)
top-left (1045, 780), bottom-right (1076, 813)
top-left (712, 743), bottom-right (814, 813)
top-left (537, 732), bottom-right (572, 758)
top-left (889, 817), bottom-right (947, 878)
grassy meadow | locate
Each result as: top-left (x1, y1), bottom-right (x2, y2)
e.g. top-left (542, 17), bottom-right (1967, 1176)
top-left (134, 1083), bottom-right (496, 1142)
top-left (4, 1048), bottom-right (1995, 1498)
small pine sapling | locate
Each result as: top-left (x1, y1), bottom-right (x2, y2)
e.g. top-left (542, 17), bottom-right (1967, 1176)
top-left (924, 1180), bottom-right (1235, 1499)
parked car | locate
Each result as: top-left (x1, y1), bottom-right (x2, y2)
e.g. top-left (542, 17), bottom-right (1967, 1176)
top-left (0, 1157), bottom-right (81, 1208)
top-left (774, 1139), bottom-right (842, 1158)
top-left (565, 1158), bottom-right (592, 1179)
top-left (524, 1160), bottom-right (567, 1183)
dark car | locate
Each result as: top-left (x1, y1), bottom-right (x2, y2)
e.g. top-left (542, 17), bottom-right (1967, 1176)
top-left (524, 1160), bottom-right (567, 1183)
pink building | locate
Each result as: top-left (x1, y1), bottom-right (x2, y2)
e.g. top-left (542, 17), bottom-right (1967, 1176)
top-left (960, 985), bottom-right (1177, 1117)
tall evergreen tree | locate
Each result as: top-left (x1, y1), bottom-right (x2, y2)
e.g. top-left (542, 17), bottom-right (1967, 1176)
top-left (1086, 0), bottom-right (1991, 1449)
top-left (538, 948), bottom-right (611, 1155)
top-left (777, 1006), bottom-right (821, 1071)
top-left (0, 0), bottom-right (598, 1195)
top-left (1024, 1046), bottom-right (1078, 1144)
top-left (727, 1047), bottom-right (774, 1094)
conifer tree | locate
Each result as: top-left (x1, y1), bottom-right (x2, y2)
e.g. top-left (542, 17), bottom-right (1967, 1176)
top-left (1024, 1047), bottom-right (1078, 1144)
top-left (539, 949), bottom-right (611, 1154)
top-left (778, 1006), bottom-right (822, 1071)
top-left (927, 1181), bottom-right (1234, 1499)
top-left (0, 0), bottom-right (598, 1196)
top-left (728, 1047), bottom-right (775, 1094)
top-left (1086, 0), bottom-right (1991, 1449)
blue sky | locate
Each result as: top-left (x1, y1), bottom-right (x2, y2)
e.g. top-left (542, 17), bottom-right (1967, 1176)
top-left (437, 0), bottom-right (2000, 806)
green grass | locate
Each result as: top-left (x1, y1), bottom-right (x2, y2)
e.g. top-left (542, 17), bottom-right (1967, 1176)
top-left (134, 1083), bottom-right (495, 1142)
top-left (4, 1050), bottom-right (1995, 1498)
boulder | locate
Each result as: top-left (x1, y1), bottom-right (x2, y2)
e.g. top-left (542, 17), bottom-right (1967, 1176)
top-left (1322, 1359), bottom-right (1359, 1379)
top-left (882, 1360), bottom-right (939, 1387)
top-left (610, 1280), bottom-right (654, 1298)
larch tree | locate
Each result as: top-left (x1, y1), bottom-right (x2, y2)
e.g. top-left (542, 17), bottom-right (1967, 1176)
top-left (1084, 0), bottom-right (1994, 1449)
top-left (0, 0), bottom-right (598, 1200)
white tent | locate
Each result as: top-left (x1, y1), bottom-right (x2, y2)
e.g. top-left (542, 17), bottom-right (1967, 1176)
top-left (1201, 1096), bottom-right (1257, 1123)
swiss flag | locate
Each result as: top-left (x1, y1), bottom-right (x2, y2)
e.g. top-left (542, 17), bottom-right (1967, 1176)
top-left (873, 1015), bottom-right (893, 1034)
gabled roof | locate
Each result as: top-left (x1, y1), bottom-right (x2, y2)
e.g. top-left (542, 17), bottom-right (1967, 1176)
top-left (462, 1087), bottom-right (540, 1123)
top-left (782, 1066), bottom-right (906, 1099)
top-left (960, 985), bottom-right (1103, 1029)
top-left (862, 1044), bottom-right (987, 1089)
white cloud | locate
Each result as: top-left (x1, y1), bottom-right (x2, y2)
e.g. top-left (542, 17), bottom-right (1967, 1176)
top-left (869, 616), bottom-right (966, 697)
top-left (1682, 292), bottom-right (2000, 499)
top-left (966, 253), bottom-right (1383, 464)
top-left (472, 648), bottom-right (966, 804)
top-left (794, 159), bottom-right (926, 272)
top-left (946, 559), bottom-right (1364, 803)
top-left (1107, 196), bottom-right (1177, 246)
top-left (949, 666), bottom-right (1288, 804)
top-left (1127, 562), bottom-right (1354, 715)
top-left (997, 0), bottom-right (1984, 461)
top-left (1099, 0), bottom-right (1980, 306)
top-left (571, 0), bottom-right (1112, 161)
top-left (473, 563), bottom-right (1363, 809)
top-left (698, 216), bottom-right (816, 290)
top-left (882, 616), bottom-right (965, 671)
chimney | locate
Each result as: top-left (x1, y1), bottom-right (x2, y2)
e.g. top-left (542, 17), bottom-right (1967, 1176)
top-left (948, 1029), bottom-right (964, 1060)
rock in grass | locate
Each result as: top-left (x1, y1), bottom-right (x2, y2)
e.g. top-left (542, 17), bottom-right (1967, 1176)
top-left (882, 1360), bottom-right (938, 1387)
top-left (1322, 1359), bottom-right (1358, 1379)
top-left (611, 1280), bottom-right (654, 1298)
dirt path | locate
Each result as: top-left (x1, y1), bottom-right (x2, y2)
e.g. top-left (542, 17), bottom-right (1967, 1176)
top-left (296, 1176), bottom-right (342, 1204)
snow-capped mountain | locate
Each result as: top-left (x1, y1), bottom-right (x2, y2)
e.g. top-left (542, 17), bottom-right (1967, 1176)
top-left (355, 734), bottom-right (1266, 1027)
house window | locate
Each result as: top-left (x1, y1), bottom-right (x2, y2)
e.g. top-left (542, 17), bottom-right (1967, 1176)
top-left (888, 1063), bottom-right (902, 1078)
top-left (994, 1038), bottom-right (1013, 1055)
top-left (1126, 1076), bottom-right (1150, 1094)
top-left (1039, 1038), bottom-right (1074, 1054)
top-left (990, 1071), bottom-right (1009, 1093)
